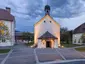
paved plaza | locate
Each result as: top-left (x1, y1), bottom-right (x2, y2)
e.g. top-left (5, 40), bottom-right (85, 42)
top-left (0, 44), bottom-right (85, 64)
top-left (0, 54), bottom-right (7, 63)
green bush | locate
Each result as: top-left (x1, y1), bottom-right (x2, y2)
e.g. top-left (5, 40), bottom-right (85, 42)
top-left (25, 41), bottom-right (34, 46)
top-left (0, 49), bottom-right (10, 53)
top-left (75, 47), bottom-right (85, 52)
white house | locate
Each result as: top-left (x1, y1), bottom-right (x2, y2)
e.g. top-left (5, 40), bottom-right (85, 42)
top-left (33, 5), bottom-right (60, 48)
top-left (72, 23), bottom-right (85, 45)
top-left (0, 7), bottom-right (15, 46)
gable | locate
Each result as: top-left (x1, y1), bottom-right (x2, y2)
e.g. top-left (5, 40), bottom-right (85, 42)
top-left (34, 15), bottom-right (60, 27)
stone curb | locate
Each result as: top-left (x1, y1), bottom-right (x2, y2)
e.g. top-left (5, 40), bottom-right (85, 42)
top-left (40, 59), bottom-right (85, 64)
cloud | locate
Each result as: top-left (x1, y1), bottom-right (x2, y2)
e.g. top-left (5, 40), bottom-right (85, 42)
top-left (48, 0), bottom-right (85, 18)
top-left (15, 16), bottom-right (41, 32)
top-left (4, 0), bottom-right (85, 18)
top-left (0, 0), bottom-right (85, 32)
top-left (7, 0), bottom-right (44, 19)
top-left (0, 0), bottom-right (7, 8)
top-left (54, 14), bottom-right (85, 30)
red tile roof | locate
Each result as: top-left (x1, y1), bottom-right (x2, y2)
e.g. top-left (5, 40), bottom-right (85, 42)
top-left (73, 23), bottom-right (85, 34)
top-left (0, 9), bottom-right (14, 21)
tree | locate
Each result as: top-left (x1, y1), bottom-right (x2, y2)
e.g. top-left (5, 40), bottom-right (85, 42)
top-left (60, 27), bottom-right (68, 34)
top-left (22, 32), bottom-right (34, 41)
top-left (60, 27), bottom-right (73, 44)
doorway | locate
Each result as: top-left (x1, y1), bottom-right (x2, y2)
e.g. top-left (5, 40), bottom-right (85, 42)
top-left (46, 41), bottom-right (51, 48)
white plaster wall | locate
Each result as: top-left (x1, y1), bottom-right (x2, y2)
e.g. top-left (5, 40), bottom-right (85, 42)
top-left (38, 40), bottom-right (46, 48)
top-left (0, 40), bottom-right (14, 46)
top-left (11, 21), bottom-right (15, 45)
top-left (38, 40), bottom-right (41, 48)
top-left (0, 42), bottom-right (13, 46)
top-left (54, 39), bottom-right (58, 48)
top-left (0, 20), bottom-right (15, 46)
top-left (72, 33), bottom-right (83, 44)
top-left (34, 15), bottom-right (60, 48)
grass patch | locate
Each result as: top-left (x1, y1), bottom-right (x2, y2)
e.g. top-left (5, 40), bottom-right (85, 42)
top-left (75, 47), bottom-right (85, 52)
top-left (0, 49), bottom-right (10, 53)
top-left (61, 43), bottom-right (82, 48)
top-left (25, 41), bottom-right (34, 46)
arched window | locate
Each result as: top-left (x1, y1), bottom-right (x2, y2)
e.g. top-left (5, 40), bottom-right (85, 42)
top-left (50, 21), bottom-right (51, 23)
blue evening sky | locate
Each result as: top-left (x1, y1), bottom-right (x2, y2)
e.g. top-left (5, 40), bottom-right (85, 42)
top-left (0, 0), bottom-right (85, 32)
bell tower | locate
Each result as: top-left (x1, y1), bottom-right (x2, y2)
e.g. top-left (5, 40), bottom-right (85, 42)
top-left (44, 5), bottom-right (50, 15)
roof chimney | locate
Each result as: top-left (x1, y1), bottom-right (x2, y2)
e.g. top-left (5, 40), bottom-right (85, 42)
top-left (6, 7), bottom-right (11, 13)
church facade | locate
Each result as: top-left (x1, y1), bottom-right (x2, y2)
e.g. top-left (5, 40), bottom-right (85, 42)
top-left (0, 7), bottom-right (15, 46)
top-left (34, 5), bottom-right (60, 48)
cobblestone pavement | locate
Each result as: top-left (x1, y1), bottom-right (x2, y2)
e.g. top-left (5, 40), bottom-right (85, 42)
top-left (35, 48), bottom-right (85, 64)
top-left (56, 48), bottom-right (85, 60)
top-left (53, 61), bottom-right (85, 64)
top-left (79, 52), bottom-right (85, 57)
top-left (0, 54), bottom-right (7, 63)
top-left (4, 44), bottom-right (36, 64)
top-left (36, 48), bottom-right (63, 62)
top-left (0, 44), bottom-right (85, 64)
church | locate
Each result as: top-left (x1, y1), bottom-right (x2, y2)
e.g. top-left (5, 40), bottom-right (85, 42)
top-left (0, 7), bottom-right (15, 46)
top-left (33, 5), bottom-right (60, 48)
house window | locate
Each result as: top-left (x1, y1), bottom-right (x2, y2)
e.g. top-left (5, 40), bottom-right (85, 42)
top-left (74, 39), bottom-right (76, 43)
top-left (78, 39), bottom-right (81, 43)
top-left (2, 38), bottom-right (6, 42)
top-left (83, 28), bottom-right (85, 30)
top-left (50, 21), bottom-right (51, 23)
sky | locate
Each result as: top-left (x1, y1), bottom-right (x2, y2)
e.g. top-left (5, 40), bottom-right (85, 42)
top-left (0, 0), bottom-right (85, 32)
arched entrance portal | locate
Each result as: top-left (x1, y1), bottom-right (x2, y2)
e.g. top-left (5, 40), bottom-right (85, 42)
top-left (38, 31), bottom-right (58, 48)
top-left (46, 41), bottom-right (51, 48)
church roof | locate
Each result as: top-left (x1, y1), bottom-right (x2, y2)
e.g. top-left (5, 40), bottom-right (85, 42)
top-left (38, 31), bottom-right (57, 39)
top-left (0, 9), bottom-right (14, 21)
